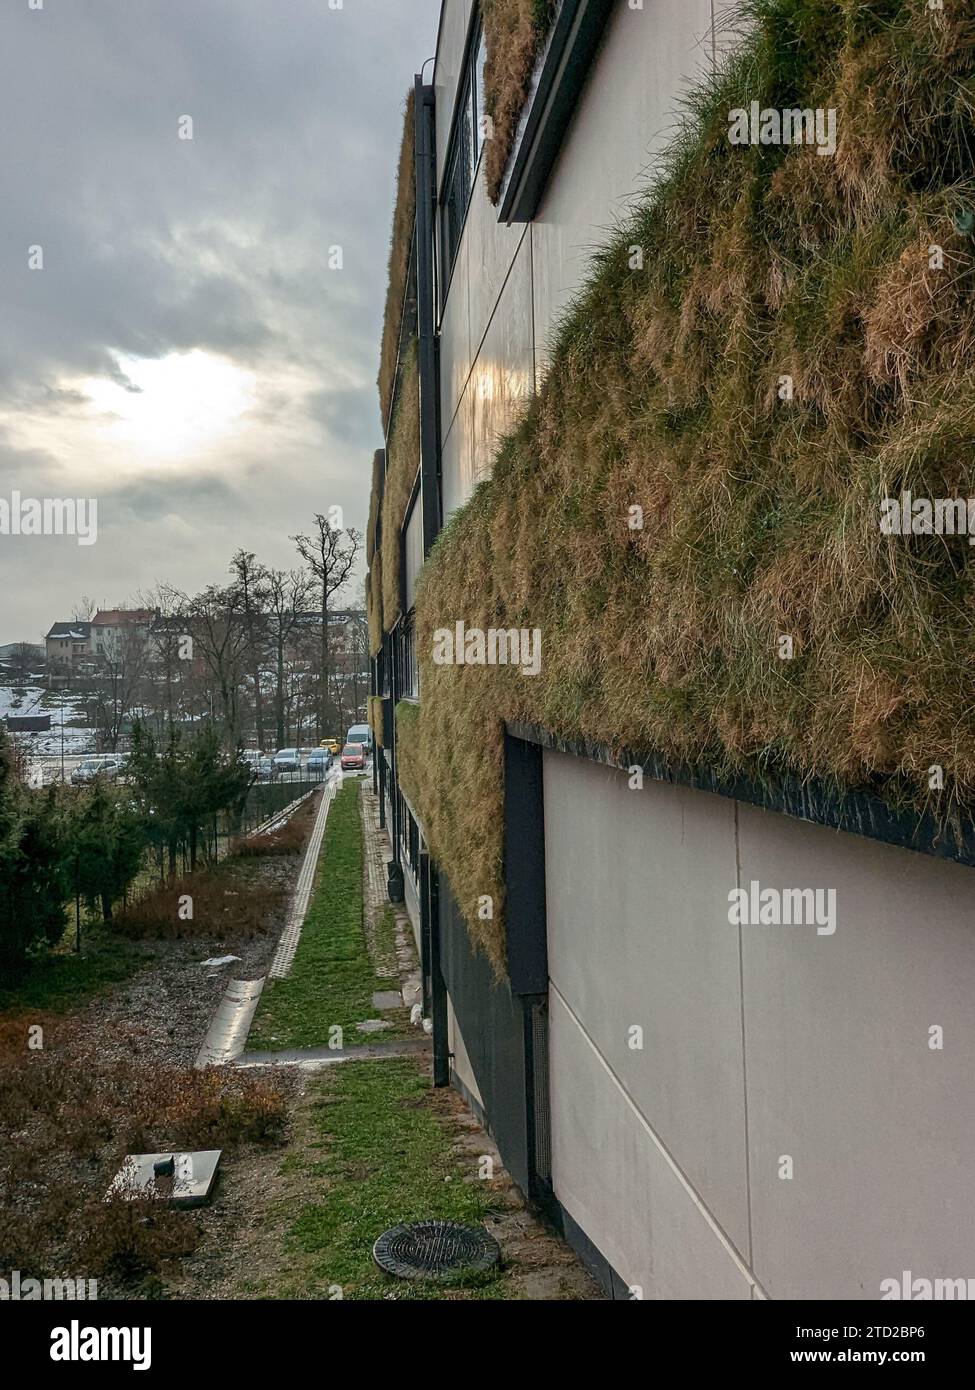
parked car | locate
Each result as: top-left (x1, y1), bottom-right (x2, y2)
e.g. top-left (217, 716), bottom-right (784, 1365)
top-left (273, 748), bottom-right (302, 773)
top-left (71, 756), bottom-right (120, 785)
top-left (340, 742), bottom-right (366, 771)
top-left (345, 723), bottom-right (373, 757)
top-left (306, 747), bottom-right (332, 776)
top-left (255, 756), bottom-right (279, 782)
top-left (320, 737), bottom-right (341, 755)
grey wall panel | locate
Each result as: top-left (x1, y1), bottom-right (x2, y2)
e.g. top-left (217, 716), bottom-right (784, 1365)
top-left (466, 190), bottom-right (529, 367)
top-left (738, 803), bottom-right (975, 1300)
top-left (404, 499), bottom-right (423, 611)
top-left (439, 228), bottom-right (471, 442)
top-left (532, 0), bottom-right (715, 377)
top-left (440, 377), bottom-right (474, 522)
top-left (549, 986), bottom-right (756, 1299)
top-left (471, 235), bottom-right (535, 486)
top-left (543, 750), bottom-right (750, 1260)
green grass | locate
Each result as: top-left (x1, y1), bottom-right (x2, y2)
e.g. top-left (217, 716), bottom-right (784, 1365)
top-left (279, 1057), bottom-right (508, 1300)
top-left (248, 784), bottom-right (404, 1051)
top-left (0, 929), bottom-right (145, 1015)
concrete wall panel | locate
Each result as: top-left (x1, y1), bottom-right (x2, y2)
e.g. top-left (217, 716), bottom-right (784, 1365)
top-left (544, 751), bottom-right (750, 1260)
top-left (471, 236), bottom-right (535, 486)
top-left (532, 0), bottom-right (715, 376)
top-left (440, 377), bottom-right (474, 522)
top-left (439, 228), bottom-right (471, 443)
top-left (738, 804), bottom-right (975, 1300)
top-left (549, 986), bottom-right (755, 1299)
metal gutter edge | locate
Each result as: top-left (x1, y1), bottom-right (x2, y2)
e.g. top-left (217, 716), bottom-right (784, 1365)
top-left (508, 721), bottom-right (975, 870)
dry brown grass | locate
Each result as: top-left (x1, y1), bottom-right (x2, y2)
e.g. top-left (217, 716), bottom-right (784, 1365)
top-left (378, 89), bottom-right (416, 430)
top-left (113, 866), bottom-right (285, 939)
top-left (366, 447), bottom-right (384, 567)
top-left (482, 0), bottom-right (557, 203)
top-left (368, 694), bottom-right (385, 748)
top-left (391, 0), bottom-right (975, 972)
top-left (0, 1018), bottom-right (286, 1283)
top-left (368, 550), bottom-right (384, 655)
top-left (381, 339), bottom-right (421, 629)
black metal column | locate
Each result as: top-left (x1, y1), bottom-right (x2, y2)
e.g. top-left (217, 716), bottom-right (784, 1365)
top-left (414, 77), bottom-right (441, 555)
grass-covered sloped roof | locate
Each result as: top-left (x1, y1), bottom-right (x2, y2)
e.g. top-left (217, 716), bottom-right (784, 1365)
top-left (381, 340), bottom-right (420, 632)
top-left (378, 89), bottom-right (416, 430)
top-left (398, 0), bottom-right (975, 973)
top-left (481, 0), bottom-right (558, 203)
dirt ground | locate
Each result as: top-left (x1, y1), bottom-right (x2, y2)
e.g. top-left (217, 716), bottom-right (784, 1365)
top-left (2, 786), bottom-right (602, 1301)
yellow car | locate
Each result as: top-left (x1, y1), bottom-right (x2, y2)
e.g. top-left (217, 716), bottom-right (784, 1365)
top-left (320, 737), bottom-right (341, 755)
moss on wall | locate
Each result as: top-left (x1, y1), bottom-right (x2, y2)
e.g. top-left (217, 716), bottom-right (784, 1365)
top-left (369, 695), bottom-right (385, 748)
top-left (378, 89), bottom-right (416, 429)
top-left (367, 555), bottom-right (383, 658)
top-left (380, 340), bottom-right (420, 632)
top-left (395, 0), bottom-right (975, 972)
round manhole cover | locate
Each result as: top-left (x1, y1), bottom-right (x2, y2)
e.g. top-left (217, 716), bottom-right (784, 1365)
top-left (373, 1220), bottom-right (501, 1280)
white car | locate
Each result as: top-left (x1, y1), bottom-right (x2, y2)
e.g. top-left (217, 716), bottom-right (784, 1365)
top-left (71, 755), bottom-right (121, 785)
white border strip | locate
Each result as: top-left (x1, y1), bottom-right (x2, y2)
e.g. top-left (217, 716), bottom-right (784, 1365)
top-left (267, 781), bottom-right (335, 979)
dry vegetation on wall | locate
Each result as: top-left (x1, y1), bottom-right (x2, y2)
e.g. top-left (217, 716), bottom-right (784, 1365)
top-left (366, 450), bottom-right (383, 567)
top-left (398, 0), bottom-right (975, 973)
top-left (368, 555), bottom-right (383, 656)
top-left (368, 695), bottom-right (385, 748)
top-left (378, 88), bottom-right (417, 429)
top-left (381, 339), bottom-right (421, 630)
top-left (482, 0), bottom-right (558, 203)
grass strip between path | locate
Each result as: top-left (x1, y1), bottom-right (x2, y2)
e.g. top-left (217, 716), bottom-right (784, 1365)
top-left (247, 783), bottom-right (404, 1051)
top-left (280, 1056), bottom-right (507, 1300)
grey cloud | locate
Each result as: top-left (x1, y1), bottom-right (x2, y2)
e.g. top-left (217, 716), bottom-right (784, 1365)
top-left (0, 0), bottom-right (439, 637)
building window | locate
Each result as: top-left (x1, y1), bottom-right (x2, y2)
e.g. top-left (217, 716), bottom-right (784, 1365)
top-left (440, 14), bottom-right (486, 295)
top-left (397, 792), bottom-right (421, 883)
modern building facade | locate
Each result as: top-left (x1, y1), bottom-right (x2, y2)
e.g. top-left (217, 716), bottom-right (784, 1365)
top-left (367, 0), bottom-right (975, 1300)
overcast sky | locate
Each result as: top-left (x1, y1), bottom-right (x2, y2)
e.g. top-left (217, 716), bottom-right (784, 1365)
top-left (0, 0), bottom-right (440, 644)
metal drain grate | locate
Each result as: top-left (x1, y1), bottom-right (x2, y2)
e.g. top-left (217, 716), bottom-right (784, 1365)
top-left (373, 1220), bottom-right (501, 1280)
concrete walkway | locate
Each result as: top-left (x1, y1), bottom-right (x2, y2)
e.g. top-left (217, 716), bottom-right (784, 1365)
top-left (360, 783), bottom-right (423, 1016)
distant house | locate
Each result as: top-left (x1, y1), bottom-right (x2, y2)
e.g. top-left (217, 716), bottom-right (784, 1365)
top-left (0, 642), bottom-right (44, 663)
top-left (90, 608), bottom-right (157, 660)
top-left (45, 621), bottom-right (92, 672)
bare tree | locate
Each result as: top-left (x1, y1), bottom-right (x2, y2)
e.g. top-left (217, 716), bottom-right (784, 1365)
top-left (7, 643), bottom-right (39, 683)
top-left (265, 568), bottom-right (313, 749)
top-left (229, 550), bottom-right (270, 749)
top-left (292, 518), bottom-right (360, 740)
top-left (176, 584), bottom-right (251, 745)
top-left (140, 586), bottom-right (190, 734)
